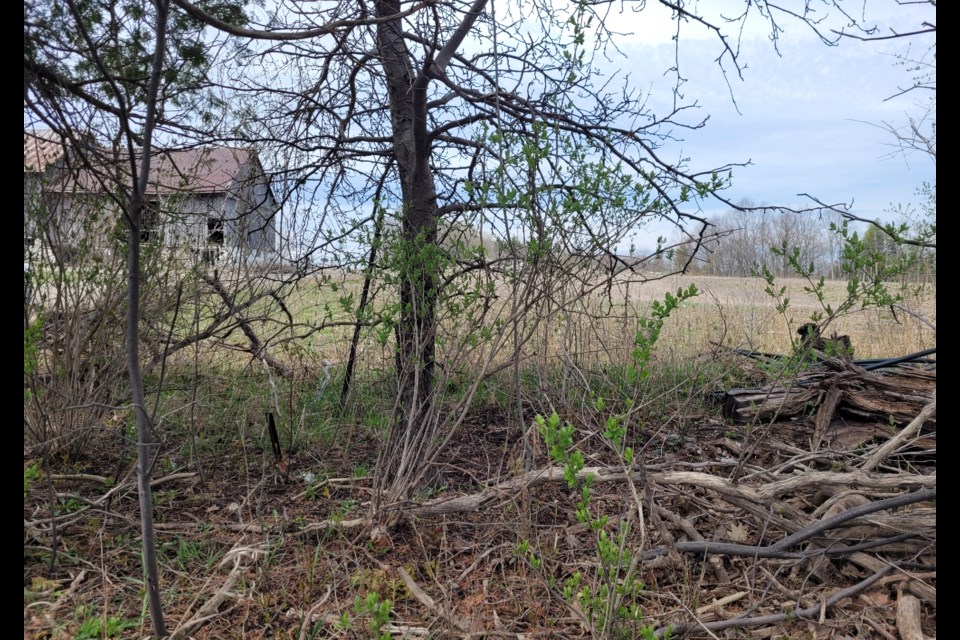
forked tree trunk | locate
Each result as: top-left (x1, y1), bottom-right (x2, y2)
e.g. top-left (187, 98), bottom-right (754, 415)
top-left (371, 0), bottom-right (491, 509)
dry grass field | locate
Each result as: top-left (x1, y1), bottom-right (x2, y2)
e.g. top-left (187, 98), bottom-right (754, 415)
top-left (610, 272), bottom-right (935, 358)
top-left (268, 270), bottom-right (935, 378)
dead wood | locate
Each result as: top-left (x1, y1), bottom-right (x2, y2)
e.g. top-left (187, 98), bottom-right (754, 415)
top-left (895, 593), bottom-right (925, 640)
top-left (656, 505), bottom-right (730, 583)
top-left (411, 465), bottom-right (935, 517)
top-left (297, 587), bottom-right (332, 640)
top-left (862, 394), bottom-right (937, 472)
top-left (170, 542), bottom-right (269, 639)
top-left (848, 554), bottom-right (936, 603)
top-left (723, 385), bottom-right (821, 422)
top-left (639, 488), bottom-right (934, 561)
top-left (395, 565), bottom-right (475, 632)
top-left (723, 363), bottom-right (935, 427)
top-left (202, 271), bottom-right (291, 377)
top-left (813, 385), bottom-right (843, 448)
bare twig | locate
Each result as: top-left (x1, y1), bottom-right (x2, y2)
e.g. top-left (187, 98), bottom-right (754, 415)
top-left (297, 587), bottom-right (332, 640)
top-left (171, 542), bottom-right (269, 638)
top-left (654, 566), bottom-right (893, 638)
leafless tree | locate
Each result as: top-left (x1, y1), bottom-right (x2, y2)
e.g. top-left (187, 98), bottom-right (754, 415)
top-left (24, 0), bottom-right (217, 632)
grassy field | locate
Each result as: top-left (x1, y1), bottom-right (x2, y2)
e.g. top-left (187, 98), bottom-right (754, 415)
top-left (251, 270), bottom-right (936, 377)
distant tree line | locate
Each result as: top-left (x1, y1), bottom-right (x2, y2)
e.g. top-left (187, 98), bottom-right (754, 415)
top-left (667, 201), bottom-right (935, 282)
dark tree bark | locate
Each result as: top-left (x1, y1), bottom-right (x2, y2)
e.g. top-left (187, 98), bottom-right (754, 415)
top-left (375, 0), bottom-right (440, 443)
top-left (369, 0), bottom-right (443, 501)
top-left (371, 0), bottom-right (490, 497)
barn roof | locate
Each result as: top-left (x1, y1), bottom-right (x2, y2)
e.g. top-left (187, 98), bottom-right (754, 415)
top-left (24, 129), bottom-right (66, 172)
top-left (146, 147), bottom-right (253, 194)
top-left (24, 130), bottom-right (259, 196)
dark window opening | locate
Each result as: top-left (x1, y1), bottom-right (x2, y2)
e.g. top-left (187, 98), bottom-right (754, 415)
top-left (207, 218), bottom-right (224, 245)
top-left (140, 200), bottom-right (160, 243)
top-left (204, 218), bottom-right (225, 265)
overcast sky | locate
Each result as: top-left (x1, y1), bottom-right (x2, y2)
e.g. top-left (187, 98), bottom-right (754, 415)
top-left (590, 1), bottom-right (936, 252)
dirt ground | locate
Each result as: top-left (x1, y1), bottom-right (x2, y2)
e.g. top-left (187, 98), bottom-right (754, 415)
top-left (24, 366), bottom-right (936, 639)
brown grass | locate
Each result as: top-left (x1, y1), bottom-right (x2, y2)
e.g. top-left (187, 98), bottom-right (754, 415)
top-left (247, 270), bottom-right (935, 376)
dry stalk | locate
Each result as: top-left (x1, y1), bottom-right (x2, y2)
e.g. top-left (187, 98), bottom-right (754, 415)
top-left (170, 541), bottom-right (269, 638)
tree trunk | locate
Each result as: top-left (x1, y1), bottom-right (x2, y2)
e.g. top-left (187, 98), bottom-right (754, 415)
top-left (127, 204), bottom-right (167, 638)
top-left (128, 2), bottom-right (170, 635)
top-left (376, 0), bottom-right (439, 483)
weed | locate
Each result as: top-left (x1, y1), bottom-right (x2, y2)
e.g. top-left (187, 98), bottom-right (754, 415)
top-left (537, 411), bottom-right (665, 639)
top-left (161, 537), bottom-right (216, 572)
top-left (754, 219), bottom-right (917, 372)
top-left (516, 539), bottom-right (543, 569)
top-left (55, 497), bottom-right (86, 515)
top-left (24, 461), bottom-right (41, 499)
top-left (353, 591), bottom-right (393, 640)
top-left (363, 412), bottom-right (389, 433)
top-left (74, 606), bottom-right (134, 640)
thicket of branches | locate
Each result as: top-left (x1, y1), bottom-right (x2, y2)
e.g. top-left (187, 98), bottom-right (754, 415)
top-left (24, 0), bottom-right (935, 634)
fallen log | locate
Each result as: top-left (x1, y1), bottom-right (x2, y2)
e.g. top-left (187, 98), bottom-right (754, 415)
top-left (723, 385), bottom-right (821, 422)
top-left (722, 363), bottom-right (935, 426)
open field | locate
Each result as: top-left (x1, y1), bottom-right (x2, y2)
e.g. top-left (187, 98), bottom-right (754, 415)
top-left (248, 270), bottom-right (936, 375)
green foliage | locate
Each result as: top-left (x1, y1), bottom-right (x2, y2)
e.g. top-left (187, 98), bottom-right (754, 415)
top-left (516, 539), bottom-right (544, 569)
top-left (537, 410), bottom-right (664, 639)
top-left (24, 462), bottom-right (41, 499)
top-left (754, 219), bottom-right (909, 355)
top-left (74, 607), bottom-right (134, 640)
top-left (473, 121), bottom-right (698, 281)
top-left (56, 497), bottom-right (87, 516)
top-left (161, 537), bottom-right (218, 572)
top-left (629, 285), bottom-right (699, 384)
top-left (525, 290), bottom-right (693, 638)
top-left (23, 316), bottom-right (42, 377)
top-left (536, 412), bottom-right (584, 487)
top-left (353, 591), bottom-right (393, 640)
